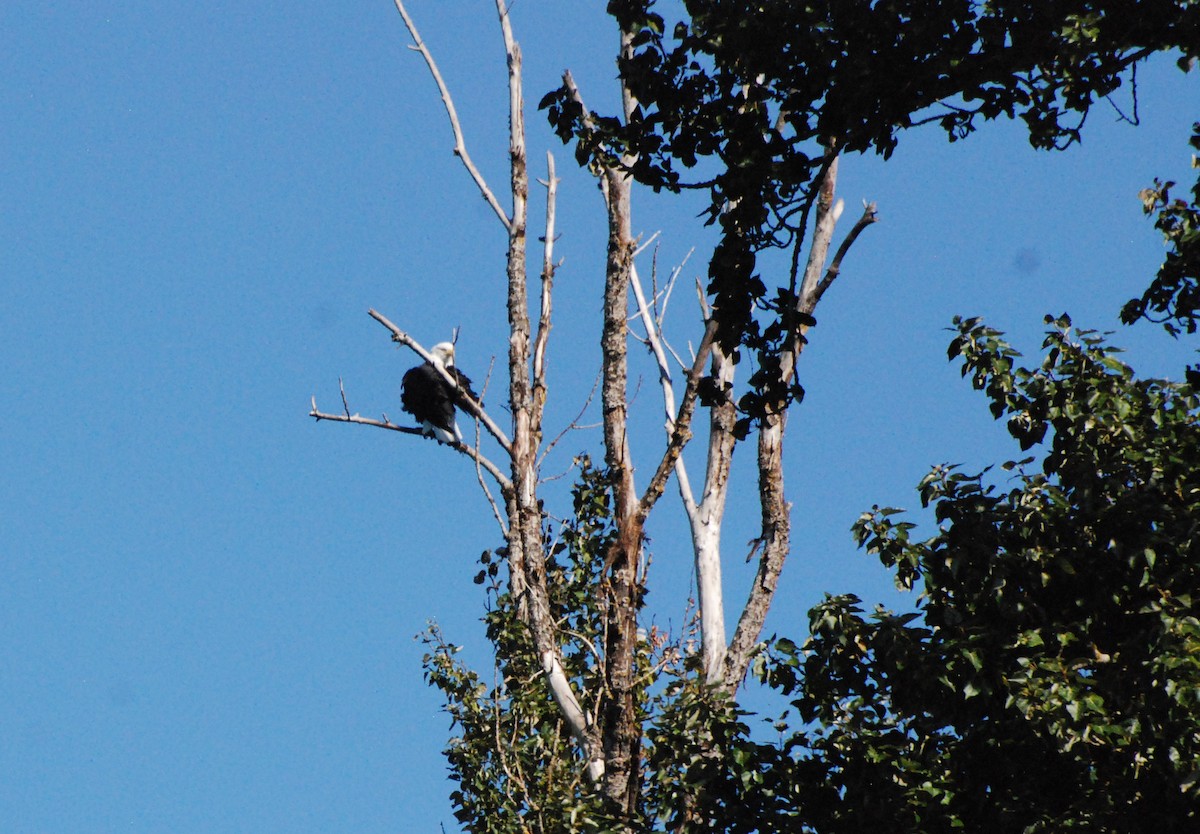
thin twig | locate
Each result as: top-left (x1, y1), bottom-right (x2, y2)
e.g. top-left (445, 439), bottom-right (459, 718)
top-left (1105, 58), bottom-right (1140, 126)
top-left (309, 403), bottom-right (513, 492)
top-left (537, 371), bottom-right (601, 469)
top-left (656, 248), bottom-right (692, 327)
top-left (561, 628), bottom-right (605, 669)
top-left (632, 230), bottom-right (661, 258)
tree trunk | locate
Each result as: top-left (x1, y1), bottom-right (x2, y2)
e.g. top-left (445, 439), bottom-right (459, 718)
top-left (599, 161), bottom-right (644, 821)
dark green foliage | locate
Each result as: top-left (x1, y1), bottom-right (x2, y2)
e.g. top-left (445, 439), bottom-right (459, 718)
top-left (429, 317), bottom-right (1200, 832)
top-left (422, 458), bottom-right (619, 833)
top-left (644, 679), bottom-right (808, 833)
top-left (543, 1), bottom-right (1200, 414)
top-left (1122, 123), bottom-right (1200, 336)
top-left (560, 2), bottom-right (1200, 201)
top-left (798, 316), bottom-right (1200, 831)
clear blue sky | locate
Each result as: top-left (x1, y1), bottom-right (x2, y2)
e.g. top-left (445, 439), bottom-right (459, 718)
top-left (2, 3), bottom-right (1196, 831)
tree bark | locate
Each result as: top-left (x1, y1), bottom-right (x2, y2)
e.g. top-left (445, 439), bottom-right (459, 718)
top-left (696, 343), bottom-right (736, 682)
top-left (722, 155), bottom-right (841, 691)
top-left (495, 0), bottom-right (599, 777)
top-left (599, 161), bottom-right (643, 820)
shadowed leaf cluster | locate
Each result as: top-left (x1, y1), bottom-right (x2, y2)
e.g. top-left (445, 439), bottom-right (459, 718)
top-left (1123, 123), bottom-right (1200, 341)
top-left (542, 1), bottom-right (1200, 417)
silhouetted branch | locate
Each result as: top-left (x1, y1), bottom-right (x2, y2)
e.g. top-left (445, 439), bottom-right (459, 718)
top-left (309, 399), bottom-right (512, 492)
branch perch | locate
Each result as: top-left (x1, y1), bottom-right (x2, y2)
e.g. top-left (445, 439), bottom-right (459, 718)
top-left (367, 308), bottom-right (513, 454)
top-left (309, 401), bottom-right (512, 492)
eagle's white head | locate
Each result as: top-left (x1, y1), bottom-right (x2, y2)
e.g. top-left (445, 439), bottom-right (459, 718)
top-left (430, 342), bottom-right (456, 370)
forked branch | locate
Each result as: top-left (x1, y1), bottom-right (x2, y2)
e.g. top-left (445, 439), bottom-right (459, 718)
top-left (635, 316), bottom-right (718, 525)
top-left (722, 158), bottom-right (878, 692)
top-left (631, 256), bottom-right (731, 681)
top-left (812, 201), bottom-right (879, 309)
top-left (308, 399), bottom-right (512, 493)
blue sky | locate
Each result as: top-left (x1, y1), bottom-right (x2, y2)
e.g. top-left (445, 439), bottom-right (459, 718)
top-left (2, 3), bottom-right (1197, 831)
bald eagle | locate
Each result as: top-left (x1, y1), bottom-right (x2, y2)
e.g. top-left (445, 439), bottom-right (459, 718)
top-left (401, 342), bottom-right (477, 445)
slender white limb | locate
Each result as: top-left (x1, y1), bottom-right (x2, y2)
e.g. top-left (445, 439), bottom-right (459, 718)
top-left (799, 157), bottom-right (844, 303)
top-left (630, 255), bottom-right (734, 681)
top-left (629, 262), bottom-right (697, 514)
top-left (541, 650), bottom-right (603, 779)
top-left (693, 342), bottom-right (734, 682)
top-left (392, 0), bottom-right (511, 232)
top-left (532, 151), bottom-right (558, 437)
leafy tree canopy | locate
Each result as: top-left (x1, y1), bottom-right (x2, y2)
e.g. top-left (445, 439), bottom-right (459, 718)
top-left (426, 315), bottom-right (1200, 832)
top-left (555, 0), bottom-right (1199, 205)
top-left (543, 1), bottom-right (1200, 359)
top-left (1123, 123), bottom-right (1200, 337)
top-left (757, 315), bottom-right (1200, 831)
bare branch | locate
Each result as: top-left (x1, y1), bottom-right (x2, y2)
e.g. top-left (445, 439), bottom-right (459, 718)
top-left (532, 151), bottom-right (559, 439)
top-left (636, 316), bottom-right (718, 524)
top-left (722, 411), bottom-right (787, 690)
top-left (311, 405), bottom-right (410, 432)
top-left (309, 402), bottom-right (512, 493)
top-left (694, 277), bottom-right (711, 319)
top-left (392, 0), bottom-right (511, 231)
top-left (812, 201), bottom-right (879, 307)
top-left (562, 71), bottom-right (595, 132)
